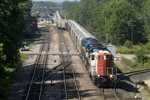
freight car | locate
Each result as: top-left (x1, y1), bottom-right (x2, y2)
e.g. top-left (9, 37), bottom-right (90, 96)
top-left (55, 11), bottom-right (68, 29)
top-left (55, 11), bottom-right (117, 87)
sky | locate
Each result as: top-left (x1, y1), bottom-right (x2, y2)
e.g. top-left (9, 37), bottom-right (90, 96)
top-left (32, 0), bottom-right (80, 2)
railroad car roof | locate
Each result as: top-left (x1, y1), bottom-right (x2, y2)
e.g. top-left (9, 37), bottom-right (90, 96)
top-left (69, 20), bottom-right (96, 39)
top-left (56, 11), bottom-right (62, 20)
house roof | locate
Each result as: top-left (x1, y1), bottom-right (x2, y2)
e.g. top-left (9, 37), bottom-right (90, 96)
top-left (41, 13), bottom-right (52, 19)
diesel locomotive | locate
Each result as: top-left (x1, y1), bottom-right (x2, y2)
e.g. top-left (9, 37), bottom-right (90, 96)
top-left (55, 11), bottom-right (117, 86)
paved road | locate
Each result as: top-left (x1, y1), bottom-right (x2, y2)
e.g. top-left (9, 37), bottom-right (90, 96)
top-left (115, 53), bottom-right (135, 59)
top-left (115, 53), bottom-right (150, 59)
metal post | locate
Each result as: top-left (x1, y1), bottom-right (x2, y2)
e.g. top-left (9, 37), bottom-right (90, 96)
top-left (106, 33), bottom-right (109, 45)
top-left (134, 82), bottom-right (137, 98)
top-left (129, 19), bottom-right (136, 44)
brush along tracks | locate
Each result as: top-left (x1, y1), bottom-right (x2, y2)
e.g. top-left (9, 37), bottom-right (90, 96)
top-left (58, 28), bottom-right (81, 100)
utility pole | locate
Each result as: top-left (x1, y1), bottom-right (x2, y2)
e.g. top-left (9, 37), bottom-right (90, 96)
top-left (105, 17), bottom-right (108, 45)
top-left (129, 19), bottom-right (136, 44)
top-left (106, 33), bottom-right (109, 45)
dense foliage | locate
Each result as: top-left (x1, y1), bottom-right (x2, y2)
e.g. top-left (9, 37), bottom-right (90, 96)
top-left (0, 0), bottom-right (33, 99)
top-left (63, 0), bottom-right (150, 72)
top-left (63, 0), bottom-right (150, 45)
top-left (32, 1), bottom-right (56, 13)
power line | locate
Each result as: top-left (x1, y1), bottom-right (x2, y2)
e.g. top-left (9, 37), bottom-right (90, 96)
top-left (135, 26), bottom-right (150, 32)
top-left (135, 26), bottom-right (145, 31)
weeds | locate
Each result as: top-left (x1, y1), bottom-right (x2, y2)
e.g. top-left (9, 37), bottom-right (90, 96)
top-left (20, 53), bottom-right (29, 61)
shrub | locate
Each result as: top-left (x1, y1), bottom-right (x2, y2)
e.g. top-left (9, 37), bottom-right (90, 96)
top-left (116, 46), bottom-right (135, 54)
top-left (124, 40), bottom-right (133, 48)
top-left (135, 48), bottom-right (148, 64)
top-left (20, 53), bottom-right (29, 61)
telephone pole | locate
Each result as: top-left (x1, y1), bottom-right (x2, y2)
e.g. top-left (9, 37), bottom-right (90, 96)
top-left (129, 19), bottom-right (136, 44)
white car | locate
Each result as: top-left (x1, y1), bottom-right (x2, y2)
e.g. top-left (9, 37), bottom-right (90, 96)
top-left (21, 45), bottom-right (29, 51)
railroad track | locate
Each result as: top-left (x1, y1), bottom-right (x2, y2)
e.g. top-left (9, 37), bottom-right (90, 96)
top-left (100, 87), bottom-right (119, 100)
top-left (25, 32), bottom-right (50, 100)
top-left (113, 69), bottom-right (150, 100)
top-left (116, 68), bottom-right (150, 87)
top-left (58, 28), bottom-right (81, 100)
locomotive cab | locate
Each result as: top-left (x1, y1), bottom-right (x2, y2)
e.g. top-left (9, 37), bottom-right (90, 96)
top-left (90, 50), bottom-right (116, 87)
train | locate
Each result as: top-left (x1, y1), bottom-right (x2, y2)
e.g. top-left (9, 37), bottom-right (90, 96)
top-left (55, 11), bottom-right (117, 87)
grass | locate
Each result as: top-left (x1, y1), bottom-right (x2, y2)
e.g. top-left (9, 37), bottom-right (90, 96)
top-left (39, 23), bottom-right (52, 26)
top-left (118, 57), bottom-right (150, 73)
top-left (116, 44), bottom-right (150, 54)
top-left (121, 57), bottom-right (135, 68)
top-left (116, 45), bottom-right (139, 54)
top-left (114, 63), bottom-right (130, 73)
top-left (29, 43), bottom-right (36, 47)
top-left (141, 86), bottom-right (150, 100)
top-left (59, 33), bottom-right (63, 41)
top-left (20, 53), bottom-right (29, 61)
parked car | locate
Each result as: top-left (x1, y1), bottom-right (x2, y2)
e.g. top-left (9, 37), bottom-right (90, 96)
top-left (21, 45), bottom-right (29, 51)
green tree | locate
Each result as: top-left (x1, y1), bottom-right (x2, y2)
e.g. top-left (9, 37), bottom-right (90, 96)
top-left (0, 0), bottom-right (33, 99)
top-left (32, 1), bottom-right (56, 13)
top-left (63, 0), bottom-right (148, 45)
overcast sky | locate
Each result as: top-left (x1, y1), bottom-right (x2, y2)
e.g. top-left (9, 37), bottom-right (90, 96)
top-left (32, 0), bottom-right (80, 2)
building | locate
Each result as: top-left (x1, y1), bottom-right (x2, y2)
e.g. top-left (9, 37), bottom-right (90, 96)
top-left (40, 13), bottom-right (54, 23)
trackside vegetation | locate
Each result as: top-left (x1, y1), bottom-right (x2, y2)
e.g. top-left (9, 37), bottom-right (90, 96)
top-left (62, 0), bottom-right (150, 72)
top-left (21, 53), bottom-right (29, 62)
top-left (0, 0), bottom-right (33, 99)
top-left (62, 0), bottom-right (150, 45)
top-left (120, 51), bottom-right (150, 72)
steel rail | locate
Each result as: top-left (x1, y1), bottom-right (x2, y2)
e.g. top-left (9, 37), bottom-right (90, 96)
top-left (100, 87), bottom-right (105, 98)
top-left (39, 32), bottom-right (50, 100)
top-left (110, 88), bottom-right (119, 100)
top-left (66, 43), bottom-right (81, 100)
top-left (60, 28), bottom-right (80, 99)
top-left (101, 87), bottom-right (119, 100)
top-left (43, 63), bottom-right (70, 83)
top-left (25, 37), bottom-right (45, 100)
top-left (118, 68), bottom-right (150, 76)
top-left (115, 68), bottom-right (150, 87)
top-left (32, 63), bottom-right (62, 82)
top-left (59, 34), bottom-right (68, 100)
top-left (114, 68), bottom-right (150, 99)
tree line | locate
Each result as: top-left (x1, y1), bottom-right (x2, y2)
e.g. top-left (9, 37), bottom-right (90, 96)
top-left (0, 0), bottom-right (35, 99)
top-left (62, 0), bottom-right (150, 45)
top-left (32, 1), bottom-right (56, 13)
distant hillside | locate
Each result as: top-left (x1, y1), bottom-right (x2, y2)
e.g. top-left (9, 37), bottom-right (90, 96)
top-left (32, 1), bottom-right (56, 13)
top-left (55, 2), bottom-right (63, 6)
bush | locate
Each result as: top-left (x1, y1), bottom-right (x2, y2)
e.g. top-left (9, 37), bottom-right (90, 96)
top-left (116, 46), bottom-right (135, 54)
top-left (135, 48), bottom-right (148, 64)
top-left (21, 53), bottom-right (29, 61)
top-left (124, 40), bottom-right (133, 48)
top-left (145, 42), bottom-right (150, 52)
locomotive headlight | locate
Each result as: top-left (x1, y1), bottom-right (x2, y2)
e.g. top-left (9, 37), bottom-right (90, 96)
top-left (98, 75), bottom-right (100, 77)
top-left (104, 56), bottom-right (106, 60)
top-left (109, 75), bottom-right (113, 78)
